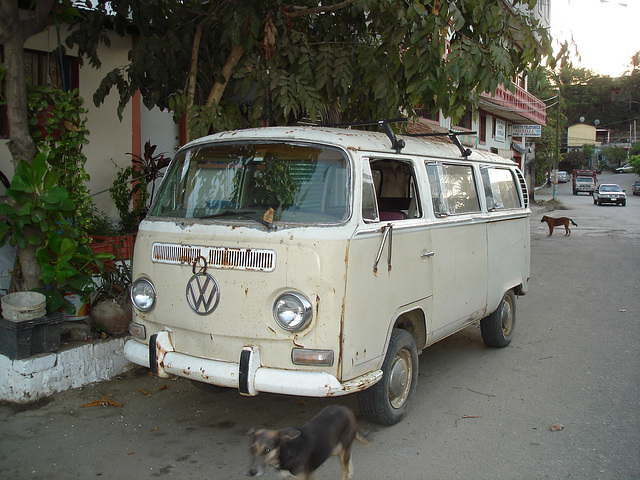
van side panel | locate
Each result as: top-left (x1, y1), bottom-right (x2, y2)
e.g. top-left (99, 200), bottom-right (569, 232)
top-left (428, 220), bottom-right (488, 342)
top-left (341, 223), bottom-right (433, 381)
top-left (486, 213), bottom-right (531, 309)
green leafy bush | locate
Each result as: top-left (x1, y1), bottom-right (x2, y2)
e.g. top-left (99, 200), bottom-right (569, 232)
top-left (0, 152), bottom-right (110, 311)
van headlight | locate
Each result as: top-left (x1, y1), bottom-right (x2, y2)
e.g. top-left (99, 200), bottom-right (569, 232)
top-left (273, 292), bottom-right (312, 332)
top-left (131, 278), bottom-right (156, 312)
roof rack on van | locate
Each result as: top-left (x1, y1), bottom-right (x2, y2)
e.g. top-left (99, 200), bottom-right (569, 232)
top-left (318, 118), bottom-right (475, 158)
top-left (320, 118), bottom-right (409, 154)
top-left (405, 131), bottom-right (477, 158)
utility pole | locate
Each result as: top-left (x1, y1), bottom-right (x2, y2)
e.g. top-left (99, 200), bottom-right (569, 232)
top-left (554, 93), bottom-right (560, 200)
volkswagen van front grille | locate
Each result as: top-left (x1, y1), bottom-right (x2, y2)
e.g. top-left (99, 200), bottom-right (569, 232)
top-left (152, 243), bottom-right (276, 272)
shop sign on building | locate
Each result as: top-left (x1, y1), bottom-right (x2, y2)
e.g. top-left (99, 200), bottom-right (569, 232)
top-left (512, 124), bottom-right (542, 137)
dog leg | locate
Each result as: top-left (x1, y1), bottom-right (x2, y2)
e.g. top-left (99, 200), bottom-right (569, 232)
top-left (338, 445), bottom-right (353, 480)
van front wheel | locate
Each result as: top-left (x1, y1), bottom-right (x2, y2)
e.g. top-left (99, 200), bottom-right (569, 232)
top-left (357, 328), bottom-right (418, 426)
top-left (481, 290), bottom-right (516, 348)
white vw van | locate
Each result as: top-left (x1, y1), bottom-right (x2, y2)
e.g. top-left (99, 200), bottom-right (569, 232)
top-left (124, 124), bottom-right (530, 425)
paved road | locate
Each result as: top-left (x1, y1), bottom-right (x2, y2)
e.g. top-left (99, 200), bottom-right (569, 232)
top-left (1, 173), bottom-right (639, 480)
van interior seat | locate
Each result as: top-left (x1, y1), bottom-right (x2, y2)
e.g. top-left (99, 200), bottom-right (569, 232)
top-left (378, 197), bottom-right (411, 221)
top-left (379, 210), bottom-right (406, 221)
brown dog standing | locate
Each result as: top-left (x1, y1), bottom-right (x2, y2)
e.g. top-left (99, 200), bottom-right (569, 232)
top-left (541, 215), bottom-right (578, 236)
top-left (248, 404), bottom-right (370, 480)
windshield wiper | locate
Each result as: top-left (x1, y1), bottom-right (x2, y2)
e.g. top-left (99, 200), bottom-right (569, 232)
top-left (199, 210), bottom-right (276, 230)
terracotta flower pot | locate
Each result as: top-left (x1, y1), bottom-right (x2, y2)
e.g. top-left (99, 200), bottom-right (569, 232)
top-left (90, 298), bottom-right (132, 335)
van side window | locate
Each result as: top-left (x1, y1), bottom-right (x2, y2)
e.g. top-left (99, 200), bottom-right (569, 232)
top-left (369, 159), bottom-right (421, 221)
top-left (480, 167), bottom-right (521, 210)
top-left (425, 162), bottom-right (480, 216)
top-left (362, 160), bottom-right (379, 223)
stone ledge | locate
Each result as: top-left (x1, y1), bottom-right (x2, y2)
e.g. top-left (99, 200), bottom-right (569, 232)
top-left (0, 336), bottom-right (134, 403)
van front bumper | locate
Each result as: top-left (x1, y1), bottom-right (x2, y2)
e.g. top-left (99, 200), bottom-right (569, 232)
top-left (124, 332), bottom-right (382, 397)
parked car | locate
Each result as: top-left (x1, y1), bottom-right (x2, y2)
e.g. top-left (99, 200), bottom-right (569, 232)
top-left (615, 163), bottom-right (633, 173)
top-left (593, 184), bottom-right (626, 206)
top-left (557, 171), bottom-right (569, 183)
top-left (633, 180), bottom-right (640, 196)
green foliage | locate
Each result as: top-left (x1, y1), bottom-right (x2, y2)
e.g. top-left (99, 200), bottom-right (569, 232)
top-left (628, 154), bottom-right (640, 175)
top-left (110, 165), bottom-right (149, 232)
top-left (92, 251), bottom-right (132, 306)
top-left (27, 86), bottom-right (94, 236)
top-left (67, 0), bottom-right (557, 137)
top-left (87, 207), bottom-right (120, 236)
top-left (602, 146), bottom-right (628, 167)
top-left (582, 144), bottom-right (596, 161)
top-left (0, 153), bottom-right (109, 311)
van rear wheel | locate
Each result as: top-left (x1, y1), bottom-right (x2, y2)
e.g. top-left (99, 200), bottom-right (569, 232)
top-left (481, 290), bottom-right (516, 348)
top-left (357, 328), bottom-right (418, 426)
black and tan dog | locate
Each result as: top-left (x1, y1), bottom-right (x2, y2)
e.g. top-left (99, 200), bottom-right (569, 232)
top-left (541, 215), bottom-right (578, 236)
top-left (248, 405), bottom-right (370, 479)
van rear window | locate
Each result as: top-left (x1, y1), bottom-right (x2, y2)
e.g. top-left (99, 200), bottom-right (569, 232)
top-left (151, 142), bottom-right (350, 224)
top-left (480, 167), bottom-right (522, 210)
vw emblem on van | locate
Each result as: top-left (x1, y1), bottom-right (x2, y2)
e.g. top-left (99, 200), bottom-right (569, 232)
top-left (186, 272), bottom-right (220, 315)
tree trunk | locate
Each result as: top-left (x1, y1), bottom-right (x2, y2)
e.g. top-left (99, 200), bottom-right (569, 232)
top-left (0, 0), bottom-right (37, 168)
top-left (184, 22), bottom-right (204, 143)
top-left (206, 45), bottom-right (244, 107)
top-left (0, 0), bottom-right (54, 292)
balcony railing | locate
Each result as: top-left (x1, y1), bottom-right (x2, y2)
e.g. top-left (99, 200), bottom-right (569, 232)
top-left (480, 83), bottom-right (546, 125)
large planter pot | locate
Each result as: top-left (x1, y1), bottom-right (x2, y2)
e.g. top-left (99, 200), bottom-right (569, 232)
top-left (90, 298), bottom-right (132, 335)
top-left (89, 234), bottom-right (136, 268)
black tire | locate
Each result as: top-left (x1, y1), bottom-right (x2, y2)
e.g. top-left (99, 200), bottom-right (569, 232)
top-left (621, 201), bottom-right (626, 206)
top-left (358, 329), bottom-right (419, 426)
top-left (593, 197), bottom-right (597, 205)
top-left (597, 199), bottom-right (602, 206)
top-left (481, 290), bottom-right (516, 348)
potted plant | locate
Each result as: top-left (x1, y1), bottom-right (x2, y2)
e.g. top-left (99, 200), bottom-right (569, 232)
top-left (90, 248), bottom-right (132, 335)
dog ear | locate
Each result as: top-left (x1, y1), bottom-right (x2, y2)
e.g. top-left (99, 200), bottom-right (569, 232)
top-left (248, 428), bottom-right (263, 437)
top-left (278, 428), bottom-right (301, 441)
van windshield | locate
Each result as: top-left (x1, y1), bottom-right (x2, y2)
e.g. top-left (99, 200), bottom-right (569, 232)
top-left (150, 142), bottom-right (350, 225)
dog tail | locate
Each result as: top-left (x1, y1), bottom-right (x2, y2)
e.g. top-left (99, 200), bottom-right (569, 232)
top-left (571, 219), bottom-right (578, 227)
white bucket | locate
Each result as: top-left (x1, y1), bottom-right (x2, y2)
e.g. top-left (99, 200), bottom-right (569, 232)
top-left (62, 293), bottom-right (90, 321)
top-left (1, 292), bottom-right (47, 321)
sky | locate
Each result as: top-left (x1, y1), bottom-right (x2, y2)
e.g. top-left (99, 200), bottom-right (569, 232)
top-left (550, 0), bottom-right (640, 77)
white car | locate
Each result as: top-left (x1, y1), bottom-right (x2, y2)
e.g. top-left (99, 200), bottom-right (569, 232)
top-left (557, 171), bottom-right (569, 183)
top-left (615, 163), bottom-right (633, 173)
top-left (593, 184), bottom-right (626, 206)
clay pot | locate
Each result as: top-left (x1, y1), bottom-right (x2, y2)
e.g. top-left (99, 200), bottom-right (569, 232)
top-left (90, 298), bottom-right (132, 335)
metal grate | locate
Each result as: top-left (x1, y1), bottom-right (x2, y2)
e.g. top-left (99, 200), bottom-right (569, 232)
top-left (152, 243), bottom-right (276, 272)
top-left (516, 170), bottom-right (529, 208)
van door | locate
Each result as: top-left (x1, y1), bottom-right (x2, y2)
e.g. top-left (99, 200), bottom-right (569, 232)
top-left (425, 161), bottom-right (488, 342)
top-left (341, 157), bottom-right (432, 381)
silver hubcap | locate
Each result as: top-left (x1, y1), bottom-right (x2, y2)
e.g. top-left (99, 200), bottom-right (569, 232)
top-left (501, 297), bottom-right (513, 336)
top-left (388, 349), bottom-right (412, 409)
